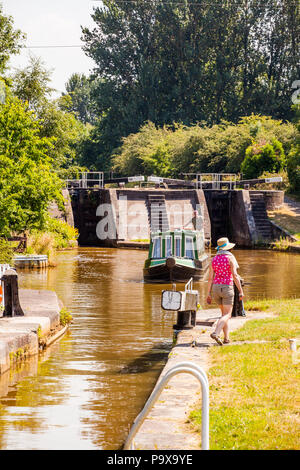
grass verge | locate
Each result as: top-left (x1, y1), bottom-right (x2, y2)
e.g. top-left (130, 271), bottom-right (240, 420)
top-left (190, 298), bottom-right (300, 449)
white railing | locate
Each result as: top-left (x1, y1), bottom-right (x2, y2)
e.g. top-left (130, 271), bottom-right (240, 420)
top-left (196, 173), bottom-right (237, 190)
top-left (123, 362), bottom-right (209, 450)
top-left (185, 277), bottom-right (194, 292)
top-left (66, 172), bottom-right (104, 189)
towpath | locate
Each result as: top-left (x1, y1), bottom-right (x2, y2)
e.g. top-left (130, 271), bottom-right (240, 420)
top-left (130, 308), bottom-right (274, 450)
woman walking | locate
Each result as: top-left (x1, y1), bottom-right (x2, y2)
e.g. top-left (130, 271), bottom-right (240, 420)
top-left (206, 237), bottom-right (244, 345)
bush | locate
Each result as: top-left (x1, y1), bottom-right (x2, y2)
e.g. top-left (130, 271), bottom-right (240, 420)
top-left (287, 149), bottom-right (300, 193)
top-left (241, 139), bottom-right (286, 179)
top-left (60, 308), bottom-right (73, 326)
top-left (287, 106), bottom-right (300, 194)
top-left (26, 218), bottom-right (78, 265)
top-left (112, 116), bottom-right (296, 177)
top-left (44, 218), bottom-right (78, 249)
top-left (112, 122), bottom-right (175, 176)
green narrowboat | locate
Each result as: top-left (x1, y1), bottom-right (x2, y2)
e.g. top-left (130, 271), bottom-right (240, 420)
top-left (143, 229), bottom-right (209, 283)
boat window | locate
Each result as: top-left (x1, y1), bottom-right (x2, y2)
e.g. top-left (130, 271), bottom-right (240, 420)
top-left (185, 236), bottom-right (194, 259)
top-left (152, 238), bottom-right (162, 258)
top-left (175, 237), bottom-right (181, 257)
top-left (165, 236), bottom-right (172, 257)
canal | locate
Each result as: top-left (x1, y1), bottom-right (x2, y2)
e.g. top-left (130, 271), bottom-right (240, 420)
top-left (0, 248), bottom-right (299, 449)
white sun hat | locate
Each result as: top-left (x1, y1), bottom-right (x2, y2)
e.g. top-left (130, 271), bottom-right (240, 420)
top-left (215, 237), bottom-right (235, 251)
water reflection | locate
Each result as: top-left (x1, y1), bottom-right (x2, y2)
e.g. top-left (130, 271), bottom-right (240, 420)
top-left (0, 248), bottom-right (299, 449)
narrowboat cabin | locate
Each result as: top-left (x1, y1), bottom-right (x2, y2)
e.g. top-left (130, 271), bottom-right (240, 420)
top-left (143, 229), bottom-right (209, 283)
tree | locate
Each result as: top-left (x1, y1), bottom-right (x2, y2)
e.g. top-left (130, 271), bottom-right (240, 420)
top-left (112, 121), bottom-right (175, 176)
top-left (241, 139), bottom-right (286, 179)
top-left (287, 106), bottom-right (300, 193)
top-left (38, 100), bottom-right (90, 170)
top-left (81, 0), bottom-right (300, 169)
top-left (11, 55), bottom-right (54, 110)
top-left (0, 92), bottom-right (64, 236)
top-left (0, 3), bottom-right (25, 74)
top-left (113, 116), bottom-right (296, 177)
top-left (11, 57), bottom-right (90, 172)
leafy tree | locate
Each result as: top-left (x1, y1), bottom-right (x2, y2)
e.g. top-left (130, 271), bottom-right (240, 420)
top-left (241, 139), bottom-right (286, 179)
top-left (113, 122), bottom-right (174, 176)
top-left (113, 116), bottom-right (296, 177)
top-left (82, 0), bottom-right (300, 169)
top-left (287, 106), bottom-right (300, 193)
top-left (0, 3), bottom-right (25, 74)
top-left (11, 57), bottom-right (90, 172)
top-left (0, 92), bottom-right (64, 236)
top-left (11, 55), bottom-right (54, 110)
top-left (38, 100), bottom-right (90, 170)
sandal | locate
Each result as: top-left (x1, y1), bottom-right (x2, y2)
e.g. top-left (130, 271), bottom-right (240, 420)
top-left (210, 332), bottom-right (223, 346)
top-left (223, 339), bottom-right (230, 344)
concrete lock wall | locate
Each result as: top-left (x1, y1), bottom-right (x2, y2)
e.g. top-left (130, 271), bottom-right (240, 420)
top-left (49, 189), bottom-right (75, 227)
top-left (70, 188), bottom-right (211, 246)
top-left (204, 189), bottom-right (262, 247)
top-left (69, 187), bottom-right (286, 248)
top-left (250, 190), bottom-right (284, 211)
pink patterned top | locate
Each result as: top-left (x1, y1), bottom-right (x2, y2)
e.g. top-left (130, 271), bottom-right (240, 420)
top-left (212, 254), bottom-right (233, 285)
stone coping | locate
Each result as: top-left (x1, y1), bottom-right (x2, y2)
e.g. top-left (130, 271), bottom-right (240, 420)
top-left (0, 289), bottom-right (62, 375)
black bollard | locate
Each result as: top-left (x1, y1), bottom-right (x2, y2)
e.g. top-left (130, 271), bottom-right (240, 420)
top-left (2, 269), bottom-right (24, 317)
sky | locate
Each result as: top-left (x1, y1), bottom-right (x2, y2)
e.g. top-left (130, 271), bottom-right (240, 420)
top-left (2, 0), bottom-right (102, 97)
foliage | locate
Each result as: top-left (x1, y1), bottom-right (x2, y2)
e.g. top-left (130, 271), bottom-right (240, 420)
top-left (287, 106), bottom-right (300, 193)
top-left (11, 56), bottom-right (91, 171)
top-left (44, 217), bottom-right (78, 249)
top-left (252, 170), bottom-right (288, 191)
top-left (0, 4), bottom-right (25, 74)
top-left (241, 139), bottom-right (286, 179)
top-left (82, 0), bottom-right (300, 168)
top-left (27, 218), bottom-right (78, 254)
top-left (113, 117), bottom-right (296, 177)
top-left (0, 93), bottom-right (64, 236)
top-left (38, 100), bottom-right (90, 169)
top-left (113, 122), bottom-right (175, 176)
top-left (60, 308), bottom-right (73, 326)
top-left (26, 218), bottom-right (78, 267)
top-left (0, 238), bottom-right (14, 264)
top-left (59, 73), bottom-right (97, 124)
top-left (11, 55), bottom-right (54, 110)
top-left (56, 165), bottom-right (87, 180)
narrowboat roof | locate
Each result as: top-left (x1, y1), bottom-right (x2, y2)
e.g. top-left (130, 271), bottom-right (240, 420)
top-left (150, 229), bottom-right (200, 237)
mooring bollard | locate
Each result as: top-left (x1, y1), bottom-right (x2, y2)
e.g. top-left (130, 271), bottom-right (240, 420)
top-left (161, 278), bottom-right (199, 330)
top-left (1, 269), bottom-right (24, 317)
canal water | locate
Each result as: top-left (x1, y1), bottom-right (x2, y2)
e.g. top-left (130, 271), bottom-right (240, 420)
top-left (0, 248), bottom-right (299, 450)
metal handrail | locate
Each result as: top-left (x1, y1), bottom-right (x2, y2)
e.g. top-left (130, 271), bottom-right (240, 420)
top-left (123, 362), bottom-right (209, 450)
top-left (185, 277), bottom-right (193, 292)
